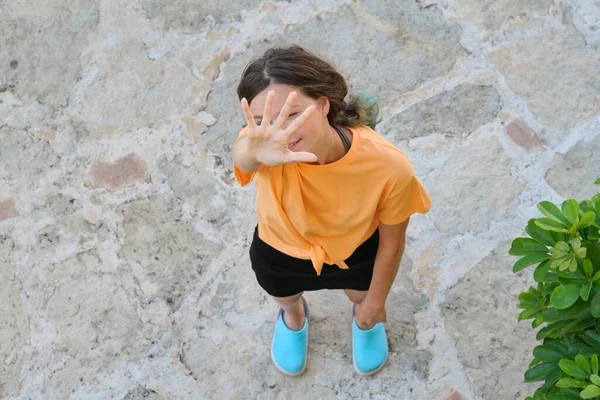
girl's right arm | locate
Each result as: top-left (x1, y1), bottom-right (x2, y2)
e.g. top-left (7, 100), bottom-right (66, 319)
top-left (233, 136), bottom-right (261, 174)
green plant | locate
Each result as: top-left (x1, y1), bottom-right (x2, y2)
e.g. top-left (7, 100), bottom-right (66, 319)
top-left (513, 179), bottom-right (600, 399)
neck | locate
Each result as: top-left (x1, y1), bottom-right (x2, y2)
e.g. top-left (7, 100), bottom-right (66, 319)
top-left (313, 125), bottom-right (346, 165)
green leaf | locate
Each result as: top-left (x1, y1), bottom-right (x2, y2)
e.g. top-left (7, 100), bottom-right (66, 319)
top-left (526, 362), bottom-right (560, 382)
top-left (552, 241), bottom-right (570, 258)
top-left (519, 291), bottom-right (541, 306)
top-left (562, 200), bottom-right (580, 227)
top-left (581, 331), bottom-right (600, 348)
top-left (594, 195), bottom-right (600, 214)
top-left (586, 241), bottom-right (600, 267)
top-left (539, 201), bottom-right (568, 224)
top-left (548, 394), bottom-right (582, 400)
top-left (535, 260), bottom-right (553, 282)
top-left (581, 211), bottom-right (597, 228)
top-left (558, 359), bottom-right (589, 379)
top-left (591, 374), bottom-right (600, 386)
top-left (595, 178), bottom-right (600, 185)
top-left (552, 231), bottom-right (568, 243)
top-left (544, 299), bottom-right (589, 322)
top-left (519, 308), bottom-right (540, 321)
top-left (530, 357), bottom-right (543, 368)
top-left (593, 271), bottom-right (600, 282)
top-left (580, 282), bottom-right (592, 301)
top-left (593, 354), bottom-right (598, 375)
top-left (544, 338), bottom-right (569, 355)
top-left (514, 253), bottom-right (552, 273)
top-left (537, 320), bottom-right (574, 340)
top-left (533, 391), bottom-right (547, 400)
top-left (592, 293), bottom-right (600, 318)
top-left (575, 354), bottom-right (592, 375)
top-left (527, 219), bottom-right (558, 247)
top-left (510, 238), bottom-right (550, 256)
top-left (578, 347), bottom-right (600, 358)
top-left (568, 259), bottom-right (578, 272)
top-left (547, 394), bottom-right (582, 400)
top-left (551, 284), bottom-right (583, 309)
top-left (552, 257), bottom-right (567, 270)
top-left (580, 384), bottom-right (600, 399)
top-left (544, 272), bottom-right (560, 282)
top-left (557, 241), bottom-right (571, 252)
top-left (546, 365), bottom-right (565, 387)
top-left (556, 269), bottom-right (586, 281)
top-left (559, 387), bottom-right (584, 398)
top-left (575, 247), bottom-right (588, 259)
top-left (581, 200), bottom-right (596, 213)
top-left (533, 312), bottom-right (545, 328)
top-left (584, 260), bottom-right (594, 278)
top-left (556, 378), bottom-right (588, 388)
top-left (536, 218), bottom-right (572, 233)
top-left (534, 345), bottom-right (569, 362)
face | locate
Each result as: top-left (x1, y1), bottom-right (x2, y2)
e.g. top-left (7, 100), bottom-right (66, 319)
top-left (248, 83), bottom-right (330, 152)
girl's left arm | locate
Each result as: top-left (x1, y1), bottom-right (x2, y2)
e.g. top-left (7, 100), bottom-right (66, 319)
top-left (356, 218), bottom-right (409, 328)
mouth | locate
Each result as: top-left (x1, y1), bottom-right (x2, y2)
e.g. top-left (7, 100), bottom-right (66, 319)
top-left (287, 138), bottom-right (302, 150)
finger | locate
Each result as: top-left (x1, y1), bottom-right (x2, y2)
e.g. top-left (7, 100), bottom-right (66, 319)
top-left (240, 98), bottom-right (256, 129)
top-left (282, 105), bottom-right (315, 138)
top-left (261, 90), bottom-right (274, 127)
top-left (283, 151), bottom-right (318, 165)
top-left (273, 91), bottom-right (297, 129)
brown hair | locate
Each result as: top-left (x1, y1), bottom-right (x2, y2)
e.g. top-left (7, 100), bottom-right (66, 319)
top-left (237, 45), bottom-right (380, 129)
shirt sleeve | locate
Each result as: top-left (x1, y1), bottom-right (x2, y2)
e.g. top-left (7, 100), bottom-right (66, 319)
top-left (377, 155), bottom-right (432, 225)
top-left (233, 127), bottom-right (266, 187)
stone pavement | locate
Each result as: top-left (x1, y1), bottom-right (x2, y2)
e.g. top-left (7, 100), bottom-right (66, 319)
top-left (1, 1), bottom-right (599, 399)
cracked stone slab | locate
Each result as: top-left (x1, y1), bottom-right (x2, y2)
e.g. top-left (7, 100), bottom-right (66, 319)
top-left (421, 131), bottom-right (527, 235)
top-left (505, 118), bottom-right (545, 151)
top-left (386, 84), bottom-right (502, 140)
top-left (175, 246), bottom-right (431, 398)
top-left (441, 243), bottom-right (538, 400)
top-left (545, 133), bottom-right (600, 200)
top-left (566, 0), bottom-right (600, 49)
top-left (71, 38), bottom-right (228, 134)
top-left (451, 0), bottom-right (552, 42)
top-left (141, 0), bottom-right (259, 31)
top-left (0, 126), bottom-right (62, 193)
top-left (2, 0), bottom-right (598, 398)
top-left (88, 153), bottom-right (151, 191)
top-left (0, 0), bottom-right (99, 107)
top-left (0, 234), bottom-right (27, 397)
top-left (117, 195), bottom-right (225, 312)
top-left (0, 198), bottom-right (18, 222)
top-left (489, 25), bottom-right (600, 138)
top-left (203, 2), bottom-right (467, 160)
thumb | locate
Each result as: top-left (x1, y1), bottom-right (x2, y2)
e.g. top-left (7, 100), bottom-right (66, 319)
top-left (283, 151), bottom-right (318, 165)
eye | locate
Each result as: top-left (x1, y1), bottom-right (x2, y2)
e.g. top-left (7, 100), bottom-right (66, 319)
top-left (288, 112), bottom-right (298, 118)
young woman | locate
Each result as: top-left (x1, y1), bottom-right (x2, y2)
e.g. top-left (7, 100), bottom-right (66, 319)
top-left (232, 45), bottom-right (431, 376)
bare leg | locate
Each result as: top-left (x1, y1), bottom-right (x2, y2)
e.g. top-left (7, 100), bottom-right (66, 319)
top-left (344, 289), bottom-right (368, 306)
top-left (344, 289), bottom-right (371, 329)
top-left (273, 293), bottom-right (306, 331)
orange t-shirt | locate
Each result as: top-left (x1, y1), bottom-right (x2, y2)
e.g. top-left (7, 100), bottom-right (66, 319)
top-left (233, 125), bottom-right (432, 275)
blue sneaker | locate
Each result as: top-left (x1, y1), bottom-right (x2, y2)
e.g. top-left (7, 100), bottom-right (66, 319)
top-left (271, 296), bottom-right (309, 376)
top-left (352, 304), bottom-right (388, 375)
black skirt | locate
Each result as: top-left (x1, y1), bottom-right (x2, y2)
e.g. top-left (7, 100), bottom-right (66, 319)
top-left (249, 225), bottom-right (379, 298)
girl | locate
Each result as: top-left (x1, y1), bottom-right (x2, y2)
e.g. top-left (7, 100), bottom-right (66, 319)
top-left (232, 45), bottom-right (431, 376)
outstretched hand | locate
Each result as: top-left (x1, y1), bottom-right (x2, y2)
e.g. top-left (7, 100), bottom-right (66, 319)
top-left (240, 90), bottom-right (318, 167)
